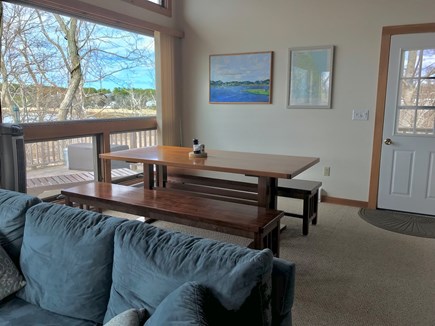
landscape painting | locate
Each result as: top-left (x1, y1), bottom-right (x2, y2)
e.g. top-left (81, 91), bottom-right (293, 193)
top-left (209, 52), bottom-right (273, 104)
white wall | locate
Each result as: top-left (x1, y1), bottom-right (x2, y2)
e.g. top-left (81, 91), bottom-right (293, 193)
top-left (176, 0), bottom-right (435, 202)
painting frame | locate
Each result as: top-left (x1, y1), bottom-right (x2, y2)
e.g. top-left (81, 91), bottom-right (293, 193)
top-left (287, 46), bottom-right (334, 109)
top-left (209, 51), bottom-right (273, 104)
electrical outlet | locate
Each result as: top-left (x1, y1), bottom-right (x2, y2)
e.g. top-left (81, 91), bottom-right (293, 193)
top-left (323, 166), bottom-right (330, 176)
top-left (352, 109), bottom-right (369, 121)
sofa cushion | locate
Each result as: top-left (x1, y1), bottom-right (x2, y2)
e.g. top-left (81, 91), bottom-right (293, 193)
top-left (16, 203), bottom-right (125, 324)
top-left (145, 282), bottom-right (209, 326)
top-left (103, 221), bottom-right (273, 323)
top-left (0, 244), bottom-right (26, 301)
top-left (104, 308), bottom-right (149, 326)
top-left (0, 189), bottom-right (41, 266)
top-left (0, 297), bottom-right (97, 326)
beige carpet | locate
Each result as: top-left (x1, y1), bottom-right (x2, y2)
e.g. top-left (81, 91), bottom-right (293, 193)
top-left (105, 198), bottom-right (435, 326)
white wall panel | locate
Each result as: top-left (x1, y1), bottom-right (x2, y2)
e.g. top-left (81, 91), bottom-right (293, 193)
top-left (176, 0), bottom-right (435, 201)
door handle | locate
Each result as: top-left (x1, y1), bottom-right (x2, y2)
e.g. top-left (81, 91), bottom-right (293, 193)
top-left (384, 138), bottom-right (393, 145)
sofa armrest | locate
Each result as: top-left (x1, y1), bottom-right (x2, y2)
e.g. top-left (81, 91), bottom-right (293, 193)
top-left (271, 258), bottom-right (295, 326)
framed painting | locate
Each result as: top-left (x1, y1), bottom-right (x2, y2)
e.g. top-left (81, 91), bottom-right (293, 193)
top-left (209, 51), bottom-right (273, 104)
top-left (287, 46), bottom-right (334, 109)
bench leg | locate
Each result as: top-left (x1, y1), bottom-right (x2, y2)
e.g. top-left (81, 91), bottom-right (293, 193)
top-left (65, 197), bottom-right (73, 207)
top-left (252, 221), bottom-right (280, 257)
top-left (270, 221), bottom-right (280, 257)
top-left (302, 191), bottom-right (319, 235)
top-left (312, 191), bottom-right (319, 225)
top-left (302, 194), bottom-right (310, 235)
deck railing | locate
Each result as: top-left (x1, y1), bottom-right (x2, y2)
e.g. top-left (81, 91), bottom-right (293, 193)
top-left (22, 116), bottom-right (158, 182)
top-left (26, 130), bottom-right (157, 169)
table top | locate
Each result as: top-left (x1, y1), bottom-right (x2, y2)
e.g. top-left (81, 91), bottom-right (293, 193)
top-left (100, 145), bottom-right (319, 179)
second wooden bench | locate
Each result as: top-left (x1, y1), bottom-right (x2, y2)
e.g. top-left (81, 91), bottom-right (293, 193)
top-left (278, 179), bottom-right (322, 236)
top-left (61, 182), bottom-right (284, 257)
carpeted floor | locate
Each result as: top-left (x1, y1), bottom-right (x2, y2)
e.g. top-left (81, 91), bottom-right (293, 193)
top-left (105, 198), bottom-right (435, 326)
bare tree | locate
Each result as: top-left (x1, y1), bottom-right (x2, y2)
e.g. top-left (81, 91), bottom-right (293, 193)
top-left (0, 1), bottom-right (155, 122)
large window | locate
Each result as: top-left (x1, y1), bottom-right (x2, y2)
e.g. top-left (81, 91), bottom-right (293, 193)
top-left (0, 1), bottom-right (159, 198)
top-left (0, 1), bottom-right (156, 123)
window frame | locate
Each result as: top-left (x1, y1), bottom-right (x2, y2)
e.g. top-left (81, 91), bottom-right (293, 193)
top-left (121, 0), bottom-right (172, 17)
top-left (6, 0), bottom-right (181, 37)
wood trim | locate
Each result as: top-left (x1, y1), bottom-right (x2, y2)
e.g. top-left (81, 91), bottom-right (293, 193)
top-left (382, 22), bottom-right (435, 35)
top-left (368, 23), bottom-right (435, 209)
top-left (22, 116), bottom-right (157, 142)
top-left (8, 0), bottom-right (183, 38)
top-left (322, 196), bottom-right (368, 208)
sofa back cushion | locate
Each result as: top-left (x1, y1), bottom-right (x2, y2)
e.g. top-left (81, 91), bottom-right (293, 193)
top-left (104, 221), bottom-right (273, 324)
top-left (16, 203), bottom-right (125, 324)
top-left (0, 189), bottom-right (41, 266)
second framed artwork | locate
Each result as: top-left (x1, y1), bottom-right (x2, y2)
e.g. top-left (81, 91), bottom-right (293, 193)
top-left (209, 51), bottom-right (273, 104)
top-left (287, 46), bottom-right (334, 109)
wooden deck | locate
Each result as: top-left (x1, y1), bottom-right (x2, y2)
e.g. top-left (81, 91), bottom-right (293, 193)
top-left (27, 168), bottom-right (140, 197)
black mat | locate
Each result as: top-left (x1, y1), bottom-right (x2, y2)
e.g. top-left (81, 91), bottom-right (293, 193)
top-left (358, 208), bottom-right (435, 239)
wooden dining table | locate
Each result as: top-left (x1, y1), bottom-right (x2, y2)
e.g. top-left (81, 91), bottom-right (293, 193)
top-left (100, 145), bottom-right (320, 210)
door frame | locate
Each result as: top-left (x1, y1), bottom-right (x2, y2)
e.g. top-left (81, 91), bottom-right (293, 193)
top-left (368, 23), bottom-right (435, 209)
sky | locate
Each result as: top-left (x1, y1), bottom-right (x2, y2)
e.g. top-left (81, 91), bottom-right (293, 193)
top-left (85, 65), bottom-right (156, 91)
top-left (210, 52), bottom-right (272, 83)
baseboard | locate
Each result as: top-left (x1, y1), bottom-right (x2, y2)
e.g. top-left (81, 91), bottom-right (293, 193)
top-left (321, 196), bottom-right (368, 208)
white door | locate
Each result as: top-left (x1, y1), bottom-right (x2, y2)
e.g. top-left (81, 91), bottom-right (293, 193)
top-left (378, 33), bottom-right (435, 216)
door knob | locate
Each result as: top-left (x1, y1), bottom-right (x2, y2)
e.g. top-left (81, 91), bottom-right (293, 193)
top-left (384, 138), bottom-right (393, 145)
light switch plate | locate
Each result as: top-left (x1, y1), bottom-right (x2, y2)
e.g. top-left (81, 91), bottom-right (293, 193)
top-left (352, 109), bottom-right (369, 121)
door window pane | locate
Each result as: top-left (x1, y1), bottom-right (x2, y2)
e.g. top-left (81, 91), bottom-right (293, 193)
top-left (399, 79), bottom-right (418, 106)
top-left (416, 109), bottom-right (435, 134)
top-left (396, 48), bottom-right (435, 136)
top-left (418, 79), bottom-right (435, 106)
top-left (422, 49), bottom-right (435, 77)
top-left (397, 109), bottom-right (416, 134)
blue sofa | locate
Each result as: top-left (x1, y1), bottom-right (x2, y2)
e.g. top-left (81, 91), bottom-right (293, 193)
top-left (0, 189), bottom-right (295, 325)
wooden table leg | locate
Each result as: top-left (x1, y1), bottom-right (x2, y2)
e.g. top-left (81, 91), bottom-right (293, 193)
top-left (102, 159), bottom-right (112, 183)
top-left (143, 163), bottom-right (154, 189)
top-left (258, 177), bottom-right (278, 209)
top-left (157, 165), bottom-right (167, 188)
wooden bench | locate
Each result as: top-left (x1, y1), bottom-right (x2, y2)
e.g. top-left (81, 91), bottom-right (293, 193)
top-left (61, 182), bottom-right (284, 257)
top-left (277, 179), bottom-right (322, 236)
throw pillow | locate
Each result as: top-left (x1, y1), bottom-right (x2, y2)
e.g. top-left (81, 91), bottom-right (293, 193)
top-left (0, 244), bottom-right (26, 301)
top-left (145, 282), bottom-right (208, 326)
top-left (104, 308), bottom-right (149, 326)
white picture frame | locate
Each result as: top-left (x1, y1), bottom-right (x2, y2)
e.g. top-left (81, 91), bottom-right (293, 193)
top-left (287, 46), bottom-right (334, 109)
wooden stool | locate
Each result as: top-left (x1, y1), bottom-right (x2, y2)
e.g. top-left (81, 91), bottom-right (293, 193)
top-left (277, 180), bottom-right (322, 235)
